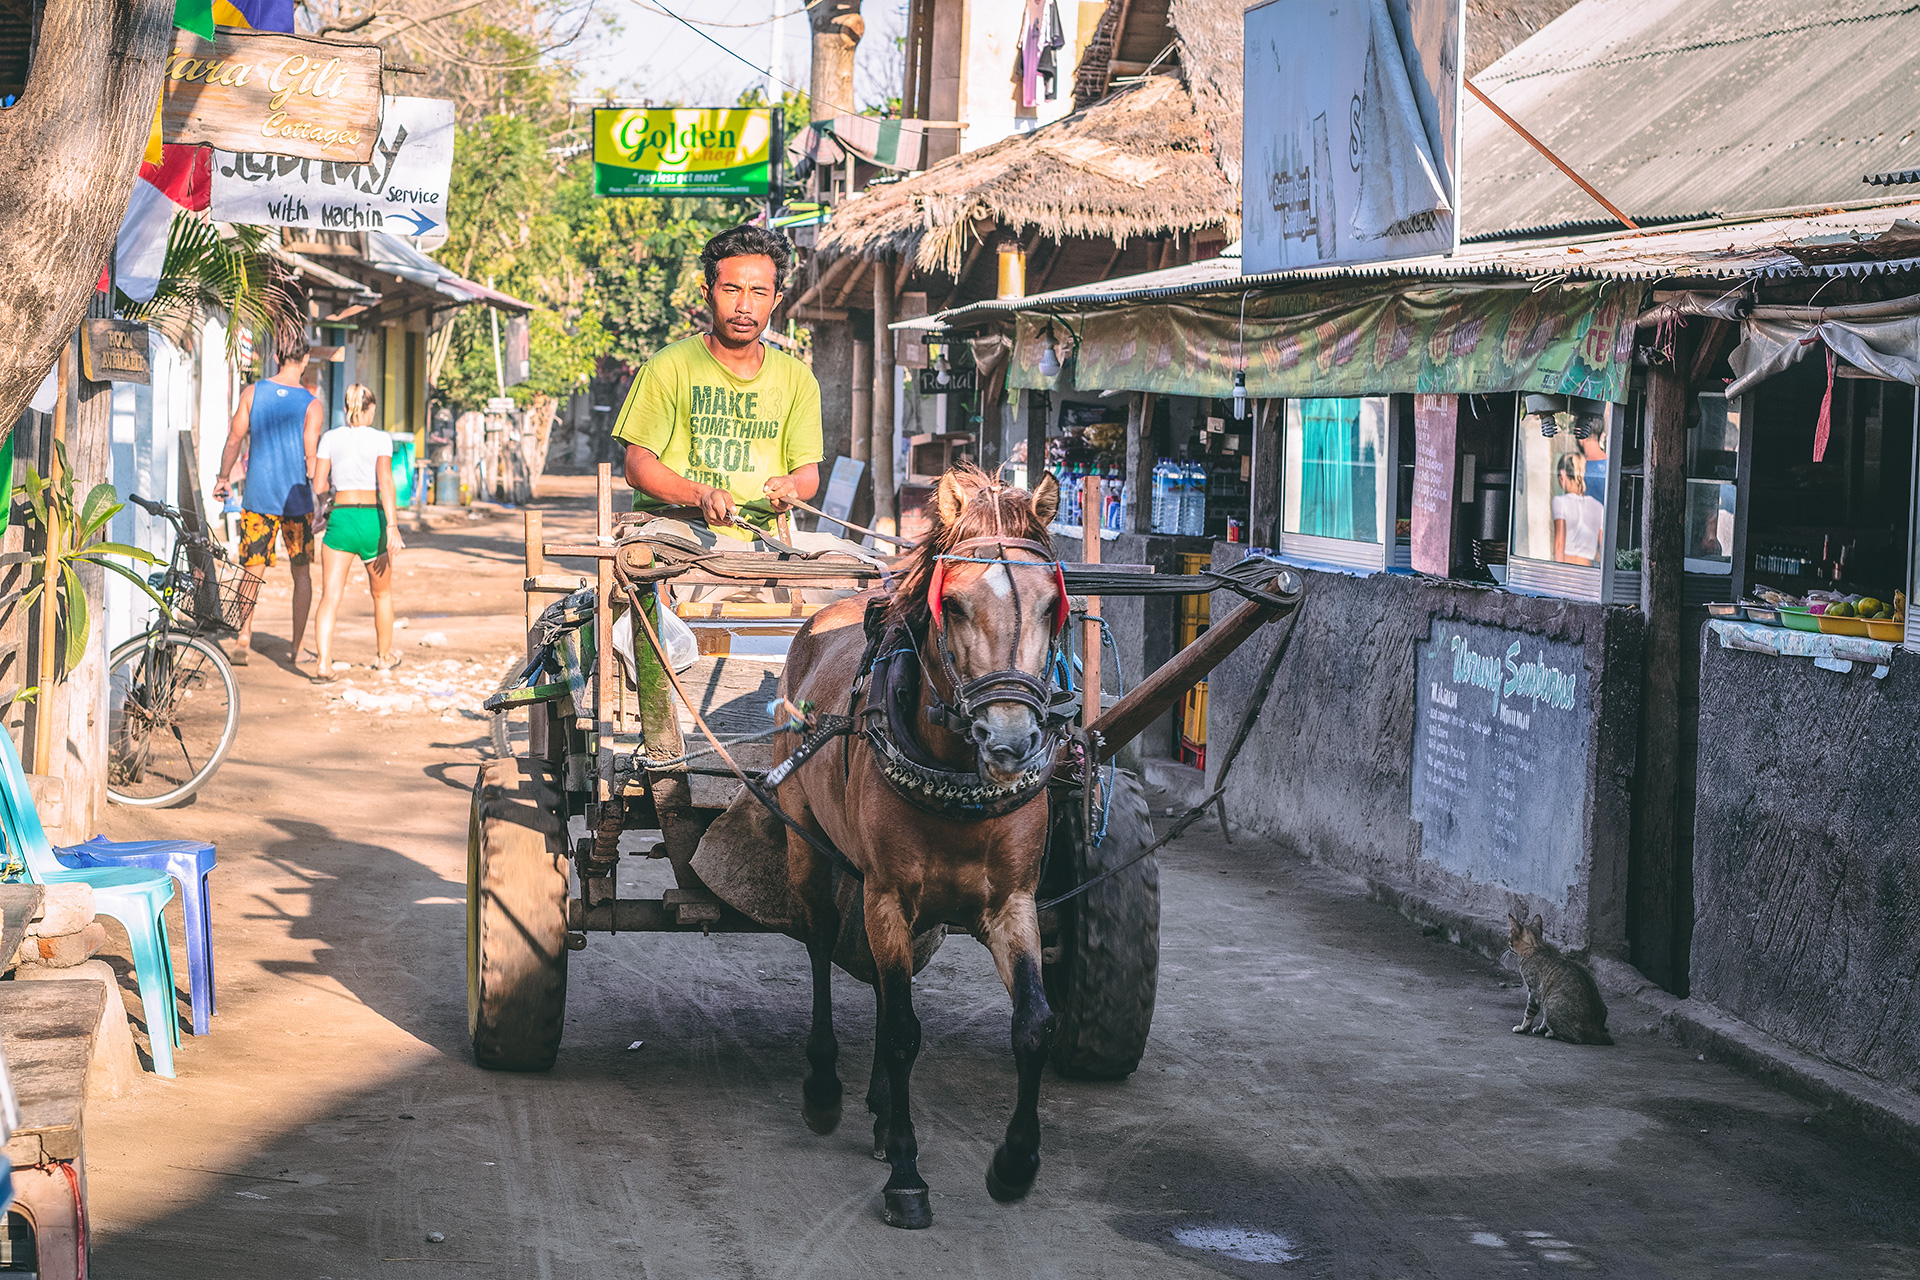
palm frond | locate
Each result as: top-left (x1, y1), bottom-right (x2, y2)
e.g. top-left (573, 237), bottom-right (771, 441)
top-left (122, 214), bottom-right (305, 365)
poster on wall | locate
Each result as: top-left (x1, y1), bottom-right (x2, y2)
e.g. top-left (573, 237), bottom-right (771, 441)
top-left (1409, 394), bottom-right (1457, 575)
top-left (211, 96), bottom-right (454, 238)
top-left (1410, 619), bottom-right (1588, 905)
top-left (1242, 0), bottom-right (1463, 273)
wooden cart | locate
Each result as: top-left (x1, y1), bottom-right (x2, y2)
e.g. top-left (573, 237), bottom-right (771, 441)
top-left (468, 466), bottom-right (1301, 1077)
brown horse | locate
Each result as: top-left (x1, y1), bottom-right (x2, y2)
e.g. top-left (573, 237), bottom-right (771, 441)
top-left (774, 465), bottom-right (1068, 1229)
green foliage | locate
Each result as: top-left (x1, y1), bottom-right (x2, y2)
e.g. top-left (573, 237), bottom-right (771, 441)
top-left (434, 84), bottom-right (800, 413)
top-left (121, 217), bottom-right (302, 373)
top-left (15, 443), bottom-right (164, 678)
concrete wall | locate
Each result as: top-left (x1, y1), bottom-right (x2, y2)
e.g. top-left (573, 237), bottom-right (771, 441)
top-left (1690, 642), bottom-right (1920, 1092)
top-left (1200, 548), bottom-right (1644, 956)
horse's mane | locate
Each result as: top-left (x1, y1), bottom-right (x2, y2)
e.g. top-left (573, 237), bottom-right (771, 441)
top-left (886, 465), bottom-right (1053, 628)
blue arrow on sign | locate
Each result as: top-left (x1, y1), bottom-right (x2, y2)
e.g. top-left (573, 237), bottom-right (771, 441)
top-left (390, 209), bottom-right (439, 237)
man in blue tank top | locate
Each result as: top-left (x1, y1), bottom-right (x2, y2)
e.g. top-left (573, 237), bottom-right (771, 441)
top-left (213, 334), bottom-right (325, 665)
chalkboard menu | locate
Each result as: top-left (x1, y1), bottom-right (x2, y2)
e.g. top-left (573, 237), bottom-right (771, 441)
top-left (1410, 619), bottom-right (1589, 906)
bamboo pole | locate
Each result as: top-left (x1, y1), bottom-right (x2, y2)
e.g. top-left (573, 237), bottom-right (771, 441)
top-left (32, 342), bottom-right (69, 775)
top-left (1081, 473), bottom-right (1101, 733)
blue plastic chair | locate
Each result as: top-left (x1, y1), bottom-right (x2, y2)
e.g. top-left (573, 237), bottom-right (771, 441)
top-left (0, 730), bottom-right (217, 1032)
top-left (0, 739), bottom-right (185, 1077)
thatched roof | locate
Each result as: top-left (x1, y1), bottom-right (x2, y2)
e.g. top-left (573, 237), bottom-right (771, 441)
top-left (1167, 0), bottom-right (1243, 186)
top-left (813, 75), bottom-right (1236, 273)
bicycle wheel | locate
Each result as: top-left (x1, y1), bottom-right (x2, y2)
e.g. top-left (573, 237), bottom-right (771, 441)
top-left (106, 632), bottom-right (241, 808)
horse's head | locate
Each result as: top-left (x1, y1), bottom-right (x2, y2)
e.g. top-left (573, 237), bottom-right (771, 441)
top-left (892, 466), bottom-right (1065, 783)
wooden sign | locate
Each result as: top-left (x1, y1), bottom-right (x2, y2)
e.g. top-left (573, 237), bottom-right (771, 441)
top-left (80, 320), bottom-right (151, 385)
top-left (162, 28), bottom-right (382, 164)
top-left (1409, 394), bottom-right (1457, 576)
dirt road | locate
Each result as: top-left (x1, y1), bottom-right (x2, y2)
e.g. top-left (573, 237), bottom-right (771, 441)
top-left (83, 477), bottom-right (1920, 1278)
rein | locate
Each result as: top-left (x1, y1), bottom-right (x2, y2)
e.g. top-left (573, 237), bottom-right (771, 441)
top-left (921, 536), bottom-right (1075, 740)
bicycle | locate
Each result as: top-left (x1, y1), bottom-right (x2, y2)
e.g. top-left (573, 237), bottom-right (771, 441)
top-left (104, 494), bottom-right (258, 808)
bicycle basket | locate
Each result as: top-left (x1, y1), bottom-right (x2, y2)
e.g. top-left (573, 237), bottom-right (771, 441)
top-left (188, 553), bottom-right (262, 633)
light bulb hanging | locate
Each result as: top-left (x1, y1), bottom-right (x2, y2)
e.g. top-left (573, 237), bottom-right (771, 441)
top-left (1232, 369), bottom-right (1248, 420)
top-left (1036, 322), bottom-right (1061, 378)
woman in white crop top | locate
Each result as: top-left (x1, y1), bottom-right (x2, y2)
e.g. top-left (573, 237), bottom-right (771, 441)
top-left (310, 384), bottom-right (405, 681)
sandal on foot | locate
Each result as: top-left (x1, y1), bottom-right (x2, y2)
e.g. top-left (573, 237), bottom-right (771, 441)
top-left (229, 646), bottom-right (250, 666)
top-left (373, 652), bottom-right (403, 671)
top-left (309, 670), bottom-right (338, 686)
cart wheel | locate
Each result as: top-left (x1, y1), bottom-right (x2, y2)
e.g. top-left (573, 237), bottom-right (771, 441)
top-left (1041, 768), bottom-right (1159, 1079)
top-left (467, 757), bottom-right (570, 1071)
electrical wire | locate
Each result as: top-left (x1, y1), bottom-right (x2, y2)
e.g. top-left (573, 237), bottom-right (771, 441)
top-left (644, 0), bottom-right (867, 120)
top-left (629, 0), bottom-right (807, 26)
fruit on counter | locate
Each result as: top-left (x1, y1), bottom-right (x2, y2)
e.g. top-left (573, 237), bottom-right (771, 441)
top-left (1828, 601), bottom-right (1856, 618)
top-left (1858, 597), bottom-right (1883, 616)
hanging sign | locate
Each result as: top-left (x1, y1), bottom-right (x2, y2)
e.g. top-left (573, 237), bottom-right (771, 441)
top-left (1409, 394), bottom-right (1456, 575)
top-left (161, 29), bottom-right (383, 163)
top-left (80, 320), bottom-right (152, 385)
top-left (592, 107), bottom-right (773, 197)
top-left (211, 96), bottom-right (454, 235)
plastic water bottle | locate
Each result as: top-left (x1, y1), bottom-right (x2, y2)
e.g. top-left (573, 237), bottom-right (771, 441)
top-left (1190, 460), bottom-right (1209, 536)
top-left (1150, 459), bottom-right (1169, 533)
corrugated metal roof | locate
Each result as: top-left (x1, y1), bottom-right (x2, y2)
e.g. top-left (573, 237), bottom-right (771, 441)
top-left (363, 233), bottom-right (535, 313)
top-left (1459, 0), bottom-right (1920, 239)
top-left (901, 202), bottom-right (1920, 329)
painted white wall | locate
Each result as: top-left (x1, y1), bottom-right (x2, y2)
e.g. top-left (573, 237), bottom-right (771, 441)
top-left (951, 0), bottom-right (1086, 155)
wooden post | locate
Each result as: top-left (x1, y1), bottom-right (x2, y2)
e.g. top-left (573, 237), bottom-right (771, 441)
top-left (850, 338), bottom-right (873, 464)
top-left (31, 343), bottom-right (68, 776)
top-left (1634, 361), bottom-right (1687, 990)
top-left (872, 259), bottom-right (897, 532)
top-left (1125, 392), bottom-right (1157, 534)
top-left (1248, 399), bottom-right (1283, 550)
top-left (523, 509), bottom-right (546, 760)
top-left (1026, 390), bottom-right (1048, 491)
top-left (1081, 473), bottom-right (1101, 731)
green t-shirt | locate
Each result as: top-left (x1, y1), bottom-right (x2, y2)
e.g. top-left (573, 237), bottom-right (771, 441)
top-left (611, 336), bottom-right (824, 539)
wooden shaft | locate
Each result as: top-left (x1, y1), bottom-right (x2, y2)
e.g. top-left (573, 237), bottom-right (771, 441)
top-left (595, 464), bottom-right (615, 792)
top-left (1081, 473), bottom-right (1101, 731)
top-left (1088, 576), bottom-right (1294, 764)
top-left (523, 509), bottom-right (545, 635)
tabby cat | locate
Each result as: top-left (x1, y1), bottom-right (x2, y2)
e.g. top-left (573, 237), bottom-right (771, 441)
top-left (1506, 913), bottom-right (1612, 1045)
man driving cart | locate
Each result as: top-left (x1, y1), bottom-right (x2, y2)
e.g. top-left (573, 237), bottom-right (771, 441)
top-left (613, 224), bottom-right (872, 594)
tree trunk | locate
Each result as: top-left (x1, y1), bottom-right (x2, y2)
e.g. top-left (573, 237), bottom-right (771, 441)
top-left (0, 0), bottom-right (175, 439)
top-left (808, 0), bottom-right (864, 120)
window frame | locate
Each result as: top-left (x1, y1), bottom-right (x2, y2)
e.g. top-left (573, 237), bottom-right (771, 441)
top-left (1274, 395), bottom-right (1399, 574)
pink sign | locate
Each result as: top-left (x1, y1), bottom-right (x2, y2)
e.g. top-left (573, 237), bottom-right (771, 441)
top-left (1410, 395), bottom-right (1457, 577)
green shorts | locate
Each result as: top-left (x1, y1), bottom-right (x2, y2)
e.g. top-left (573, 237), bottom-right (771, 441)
top-left (323, 505), bottom-right (389, 562)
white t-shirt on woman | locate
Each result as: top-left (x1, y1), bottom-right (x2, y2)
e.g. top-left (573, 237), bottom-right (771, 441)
top-left (317, 425), bottom-right (394, 492)
top-left (1552, 491), bottom-right (1604, 562)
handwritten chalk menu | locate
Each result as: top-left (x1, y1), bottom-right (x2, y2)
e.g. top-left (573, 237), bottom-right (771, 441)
top-left (1411, 619), bottom-right (1588, 906)
top-left (1409, 395), bottom-right (1456, 576)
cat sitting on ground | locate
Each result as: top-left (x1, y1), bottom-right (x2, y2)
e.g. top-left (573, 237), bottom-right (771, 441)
top-left (1505, 913), bottom-right (1612, 1045)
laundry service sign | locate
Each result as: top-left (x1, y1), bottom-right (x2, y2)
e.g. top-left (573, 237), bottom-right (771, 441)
top-left (211, 96), bottom-right (454, 237)
top-left (1410, 619), bottom-right (1588, 905)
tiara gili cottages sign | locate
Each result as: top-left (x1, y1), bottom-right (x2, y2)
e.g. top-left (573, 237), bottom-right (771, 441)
top-left (161, 28), bottom-right (383, 164)
top-left (592, 108), bottom-right (773, 197)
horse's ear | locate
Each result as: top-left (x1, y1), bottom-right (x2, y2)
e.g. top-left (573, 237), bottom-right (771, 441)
top-left (1030, 470), bottom-right (1059, 524)
top-left (936, 469), bottom-right (970, 527)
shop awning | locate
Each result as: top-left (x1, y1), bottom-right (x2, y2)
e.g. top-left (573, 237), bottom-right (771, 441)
top-left (362, 233), bottom-right (534, 314)
top-left (789, 115), bottom-right (931, 174)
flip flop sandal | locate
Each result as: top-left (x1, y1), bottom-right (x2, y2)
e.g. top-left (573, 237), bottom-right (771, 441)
top-left (373, 652), bottom-right (404, 671)
top-left (229, 646), bottom-right (250, 666)
top-left (309, 671), bottom-right (338, 686)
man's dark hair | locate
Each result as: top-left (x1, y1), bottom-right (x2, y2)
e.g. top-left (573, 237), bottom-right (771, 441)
top-left (276, 331), bottom-right (311, 366)
top-left (701, 225), bottom-right (791, 293)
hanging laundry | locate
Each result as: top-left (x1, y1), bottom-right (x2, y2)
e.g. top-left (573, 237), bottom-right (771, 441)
top-left (1038, 1), bottom-right (1067, 101)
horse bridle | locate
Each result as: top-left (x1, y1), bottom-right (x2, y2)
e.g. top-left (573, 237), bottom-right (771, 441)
top-left (922, 535), bottom-right (1075, 741)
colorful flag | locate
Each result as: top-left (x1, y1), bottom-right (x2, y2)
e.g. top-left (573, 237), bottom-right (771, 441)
top-left (215, 0), bottom-right (296, 30)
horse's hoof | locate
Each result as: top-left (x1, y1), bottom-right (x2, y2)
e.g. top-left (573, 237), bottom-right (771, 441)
top-left (803, 1100), bottom-right (842, 1136)
top-left (882, 1186), bottom-right (933, 1229)
top-left (985, 1145), bottom-right (1039, 1203)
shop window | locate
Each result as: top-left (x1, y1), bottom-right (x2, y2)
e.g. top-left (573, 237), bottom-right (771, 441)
top-left (1279, 396), bottom-right (1393, 571)
top-left (0, 0), bottom-right (35, 107)
top-left (1506, 395), bottom-right (1619, 602)
top-left (1685, 392), bottom-right (1740, 575)
top-left (1745, 361), bottom-right (1915, 647)
top-left (1611, 378), bottom-right (1647, 602)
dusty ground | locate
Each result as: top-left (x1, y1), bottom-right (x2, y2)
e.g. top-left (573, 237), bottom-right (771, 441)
top-left (81, 475), bottom-right (1920, 1278)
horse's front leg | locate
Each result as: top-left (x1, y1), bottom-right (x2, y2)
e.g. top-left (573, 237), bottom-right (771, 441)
top-left (866, 890), bottom-right (931, 1228)
top-left (983, 894), bottom-right (1054, 1203)
top-left (786, 829), bottom-right (842, 1135)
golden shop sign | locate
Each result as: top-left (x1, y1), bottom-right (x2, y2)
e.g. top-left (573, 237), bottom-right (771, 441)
top-left (161, 28), bottom-right (382, 163)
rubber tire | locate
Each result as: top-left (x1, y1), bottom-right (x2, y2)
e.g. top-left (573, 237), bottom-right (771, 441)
top-left (467, 757), bottom-right (570, 1071)
top-left (1041, 768), bottom-right (1159, 1079)
top-left (105, 632), bottom-right (241, 809)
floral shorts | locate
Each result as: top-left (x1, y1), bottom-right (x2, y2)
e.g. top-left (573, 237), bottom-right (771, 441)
top-left (238, 511), bottom-right (314, 568)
